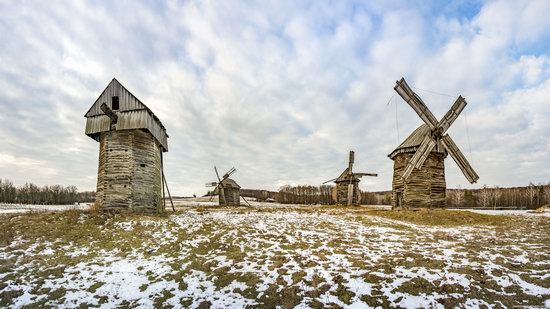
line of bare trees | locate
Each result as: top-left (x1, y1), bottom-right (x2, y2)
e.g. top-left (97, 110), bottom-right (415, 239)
top-left (275, 185), bottom-right (391, 205)
top-left (360, 191), bottom-right (392, 205)
top-left (275, 182), bottom-right (550, 208)
top-left (447, 182), bottom-right (550, 209)
top-left (276, 185), bottom-right (333, 204)
top-left (0, 179), bottom-right (95, 205)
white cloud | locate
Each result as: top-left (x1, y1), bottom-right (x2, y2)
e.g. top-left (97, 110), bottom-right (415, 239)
top-left (0, 0), bottom-right (548, 195)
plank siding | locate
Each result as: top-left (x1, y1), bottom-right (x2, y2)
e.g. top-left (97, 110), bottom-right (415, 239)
top-left (334, 181), bottom-right (361, 205)
top-left (86, 110), bottom-right (168, 151)
top-left (95, 130), bottom-right (162, 213)
top-left (222, 188), bottom-right (240, 206)
top-left (85, 78), bottom-right (146, 117)
top-left (391, 152), bottom-right (446, 208)
top-left (85, 78), bottom-right (168, 151)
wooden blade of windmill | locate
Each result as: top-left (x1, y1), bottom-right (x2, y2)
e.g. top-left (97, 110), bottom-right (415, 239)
top-left (219, 185), bottom-right (226, 205)
top-left (438, 96), bottom-right (467, 134)
top-left (225, 167), bottom-right (237, 178)
top-left (348, 151), bottom-right (354, 174)
top-left (355, 173), bottom-right (378, 177)
top-left (394, 78), bottom-right (439, 130)
top-left (322, 177), bottom-right (338, 184)
top-left (440, 134), bottom-right (479, 184)
top-left (402, 134), bottom-right (437, 180)
top-left (347, 183), bottom-right (353, 205)
top-left (214, 166), bottom-right (222, 182)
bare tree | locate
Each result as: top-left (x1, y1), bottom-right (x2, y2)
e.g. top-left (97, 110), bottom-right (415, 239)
top-left (448, 187), bottom-right (465, 207)
top-left (490, 186), bottom-right (502, 209)
top-left (525, 182), bottom-right (537, 209)
top-left (479, 185), bottom-right (491, 207)
top-left (543, 182), bottom-right (550, 206)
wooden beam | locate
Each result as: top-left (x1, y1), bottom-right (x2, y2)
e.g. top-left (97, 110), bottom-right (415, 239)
top-left (100, 103), bottom-right (118, 124)
top-left (162, 171), bottom-right (175, 211)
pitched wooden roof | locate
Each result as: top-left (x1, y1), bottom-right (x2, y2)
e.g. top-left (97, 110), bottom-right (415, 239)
top-left (388, 124), bottom-right (445, 160)
top-left (84, 78), bottom-right (169, 151)
top-left (334, 168), bottom-right (360, 183)
top-left (221, 178), bottom-right (241, 189)
top-left (213, 178), bottom-right (241, 194)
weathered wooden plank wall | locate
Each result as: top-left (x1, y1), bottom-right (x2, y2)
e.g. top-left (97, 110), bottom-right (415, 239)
top-left (335, 181), bottom-right (360, 205)
top-left (95, 129), bottom-right (162, 212)
top-left (222, 188), bottom-right (240, 206)
top-left (86, 110), bottom-right (168, 150)
top-left (86, 79), bottom-right (146, 117)
top-left (391, 152), bottom-right (446, 208)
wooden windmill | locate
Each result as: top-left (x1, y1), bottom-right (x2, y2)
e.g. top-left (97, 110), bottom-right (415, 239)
top-left (324, 151), bottom-right (377, 205)
top-left (206, 167), bottom-right (241, 206)
top-left (84, 78), bottom-right (171, 213)
top-left (388, 77), bottom-right (479, 209)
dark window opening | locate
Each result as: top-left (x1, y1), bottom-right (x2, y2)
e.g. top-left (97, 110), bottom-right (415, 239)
top-left (112, 96), bottom-right (119, 110)
top-left (140, 164), bottom-right (146, 168)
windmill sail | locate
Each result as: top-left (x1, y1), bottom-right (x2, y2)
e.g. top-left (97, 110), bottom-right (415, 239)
top-left (402, 134), bottom-right (436, 180)
top-left (438, 96), bottom-right (467, 133)
top-left (441, 135), bottom-right (479, 184)
top-left (394, 78), bottom-right (439, 129)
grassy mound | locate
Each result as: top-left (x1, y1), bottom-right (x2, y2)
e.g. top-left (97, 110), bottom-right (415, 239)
top-left (366, 209), bottom-right (509, 226)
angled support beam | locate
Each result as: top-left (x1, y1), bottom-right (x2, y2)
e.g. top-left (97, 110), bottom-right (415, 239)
top-left (100, 103), bottom-right (118, 124)
top-left (162, 170), bottom-right (175, 211)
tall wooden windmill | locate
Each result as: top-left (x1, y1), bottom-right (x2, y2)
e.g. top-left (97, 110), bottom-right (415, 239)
top-left (388, 78), bottom-right (479, 209)
top-left (84, 78), bottom-right (170, 213)
top-left (206, 167), bottom-right (241, 206)
top-left (324, 151), bottom-right (378, 205)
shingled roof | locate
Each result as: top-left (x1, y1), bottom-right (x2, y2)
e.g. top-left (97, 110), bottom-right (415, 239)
top-left (388, 124), bottom-right (446, 160)
top-left (84, 78), bottom-right (168, 151)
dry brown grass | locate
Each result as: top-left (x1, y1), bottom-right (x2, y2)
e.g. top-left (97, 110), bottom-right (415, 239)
top-left (365, 208), bottom-right (509, 226)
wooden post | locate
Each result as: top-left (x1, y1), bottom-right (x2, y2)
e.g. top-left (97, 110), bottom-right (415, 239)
top-left (161, 151), bottom-right (166, 212)
top-left (162, 170), bottom-right (175, 211)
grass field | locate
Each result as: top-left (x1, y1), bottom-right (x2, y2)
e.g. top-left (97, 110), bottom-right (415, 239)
top-left (1, 206), bottom-right (549, 308)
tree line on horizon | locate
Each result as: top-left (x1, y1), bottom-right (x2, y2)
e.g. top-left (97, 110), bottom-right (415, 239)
top-left (0, 179), bottom-right (95, 205)
top-left (2, 178), bottom-right (548, 209)
top-left (269, 182), bottom-right (550, 209)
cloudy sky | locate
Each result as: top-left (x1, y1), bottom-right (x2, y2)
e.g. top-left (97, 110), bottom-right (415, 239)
top-left (0, 0), bottom-right (549, 195)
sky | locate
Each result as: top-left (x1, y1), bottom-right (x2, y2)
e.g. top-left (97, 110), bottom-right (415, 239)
top-left (0, 0), bottom-right (549, 196)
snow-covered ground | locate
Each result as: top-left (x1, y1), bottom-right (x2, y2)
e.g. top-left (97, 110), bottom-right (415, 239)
top-left (0, 203), bottom-right (91, 214)
top-left (1, 207), bottom-right (548, 308)
top-left (463, 208), bottom-right (550, 217)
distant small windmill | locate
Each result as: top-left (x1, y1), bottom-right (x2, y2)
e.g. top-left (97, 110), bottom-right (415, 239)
top-left (206, 167), bottom-right (242, 206)
top-left (388, 77), bottom-right (479, 208)
top-left (324, 151), bottom-right (378, 205)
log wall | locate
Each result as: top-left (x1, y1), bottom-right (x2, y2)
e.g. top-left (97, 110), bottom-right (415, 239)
top-left (391, 152), bottom-right (446, 208)
top-left (335, 181), bottom-right (361, 205)
top-left (95, 129), bottom-right (162, 213)
top-left (222, 188), bottom-right (240, 206)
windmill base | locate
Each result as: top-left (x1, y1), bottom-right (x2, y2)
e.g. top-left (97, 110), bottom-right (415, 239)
top-left (95, 130), bottom-right (163, 213)
top-left (334, 181), bottom-right (361, 205)
top-left (390, 152), bottom-right (446, 209)
top-left (219, 187), bottom-right (241, 206)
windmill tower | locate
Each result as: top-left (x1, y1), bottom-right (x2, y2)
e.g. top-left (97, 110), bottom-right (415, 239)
top-left (324, 151), bottom-right (378, 205)
top-left (389, 78), bottom-right (479, 209)
top-left (206, 167), bottom-right (241, 206)
top-left (84, 78), bottom-right (169, 213)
